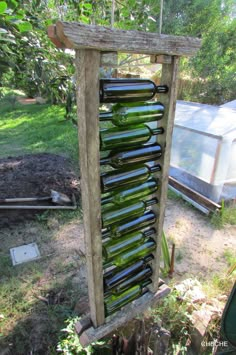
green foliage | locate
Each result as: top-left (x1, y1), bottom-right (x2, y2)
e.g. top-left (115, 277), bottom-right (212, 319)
top-left (152, 290), bottom-right (192, 354)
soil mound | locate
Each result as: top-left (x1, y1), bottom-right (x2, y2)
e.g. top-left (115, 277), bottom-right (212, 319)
top-left (0, 153), bottom-right (80, 227)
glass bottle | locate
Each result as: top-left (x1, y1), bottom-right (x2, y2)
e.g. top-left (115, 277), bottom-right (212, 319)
top-left (102, 198), bottom-right (157, 228)
top-left (101, 178), bottom-right (159, 207)
top-left (103, 211), bottom-right (157, 238)
top-left (109, 266), bottom-right (152, 294)
top-left (99, 101), bottom-right (164, 126)
top-left (101, 164), bottom-right (161, 192)
top-left (103, 228), bottom-right (156, 260)
top-left (100, 144), bottom-right (162, 168)
top-left (104, 279), bottom-right (151, 315)
top-left (100, 124), bottom-right (164, 150)
top-left (103, 255), bottom-right (154, 290)
top-left (109, 238), bottom-right (156, 268)
top-left (100, 78), bottom-right (168, 103)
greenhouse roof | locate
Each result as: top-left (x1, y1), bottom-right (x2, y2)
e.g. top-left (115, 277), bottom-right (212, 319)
top-left (175, 100), bottom-right (236, 137)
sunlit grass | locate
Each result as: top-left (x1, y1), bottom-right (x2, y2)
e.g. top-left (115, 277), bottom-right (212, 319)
top-left (0, 100), bottom-right (78, 164)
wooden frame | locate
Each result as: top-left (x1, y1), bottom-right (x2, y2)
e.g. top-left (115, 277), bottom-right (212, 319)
top-left (48, 21), bottom-right (201, 345)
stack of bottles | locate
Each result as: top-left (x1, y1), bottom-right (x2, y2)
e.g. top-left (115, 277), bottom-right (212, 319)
top-left (99, 78), bottom-right (167, 316)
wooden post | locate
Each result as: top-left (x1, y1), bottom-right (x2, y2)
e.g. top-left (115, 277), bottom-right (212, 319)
top-left (152, 56), bottom-right (180, 290)
top-left (75, 49), bottom-right (105, 327)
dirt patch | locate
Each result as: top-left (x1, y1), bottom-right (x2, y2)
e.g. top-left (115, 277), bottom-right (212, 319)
top-left (0, 153), bottom-right (80, 227)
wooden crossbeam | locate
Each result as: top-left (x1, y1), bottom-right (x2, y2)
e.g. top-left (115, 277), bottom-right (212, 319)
top-left (48, 21), bottom-right (201, 56)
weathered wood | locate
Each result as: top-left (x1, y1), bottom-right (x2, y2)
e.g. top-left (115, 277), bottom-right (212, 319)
top-left (75, 49), bottom-right (105, 327)
top-left (168, 176), bottom-right (221, 212)
top-left (47, 25), bottom-right (64, 48)
top-left (75, 318), bottom-right (92, 336)
top-left (150, 54), bottom-right (172, 64)
top-left (151, 56), bottom-right (180, 291)
top-left (55, 21), bottom-right (201, 56)
top-left (78, 284), bottom-right (171, 347)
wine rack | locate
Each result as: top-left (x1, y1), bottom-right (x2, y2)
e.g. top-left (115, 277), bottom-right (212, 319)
top-left (48, 22), bottom-right (201, 346)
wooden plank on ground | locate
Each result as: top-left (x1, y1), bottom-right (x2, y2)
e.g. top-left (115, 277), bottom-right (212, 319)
top-left (168, 176), bottom-right (221, 212)
top-left (151, 56), bottom-right (180, 291)
top-left (75, 49), bottom-right (105, 327)
top-left (78, 283), bottom-right (171, 347)
top-left (55, 21), bottom-right (201, 56)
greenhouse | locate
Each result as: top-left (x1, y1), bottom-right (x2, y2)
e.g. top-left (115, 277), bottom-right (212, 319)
top-left (170, 100), bottom-right (236, 203)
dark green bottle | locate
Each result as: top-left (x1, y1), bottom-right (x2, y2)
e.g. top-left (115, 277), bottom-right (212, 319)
top-left (101, 178), bottom-right (159, 207)
top-left (101, 164), bottom-right (161, 192)
top-left (102, 198), bottom-right (157, 228)
top-left (103, 228), bottom-right (156, 260)
top-left (108, 266), bottom-right (152, 295)
top-left (100, 124), bottom-right (164, 151)
top-left (99, 101), bottom-right (165, 126)
top-left (109, 238), bottom-right (156, 268)
top-left (104, 279), bottom-right (151, 315)
top-left (103, 255), bottom-right (154, 290)
top-left (100, 78), bottom-right (168, 103)
top-left (100, 144), bottom-right (162, 168)
top-left (103, 211), bottom-right (157, 238)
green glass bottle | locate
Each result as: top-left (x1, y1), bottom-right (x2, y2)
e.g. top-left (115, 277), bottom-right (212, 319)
top-left (100, 78), bottom-right (168, 103)
top-left (101, 178), bottom-right (159, 207)
top-left (102, 198), bottom-right (157, 228)
top-left (103, 228), bottom-right (156, 260)
top-left (99, 101), bottom-right (165, 126)
top-left (110, 266), bottom-right (152, 294)
top-left (103, 211), bottom-right (157, 238)
top-left (109, 238), bottom-right (156, 268)
top-left (104, 279), bottom-right (151, 315)
top-left (103, 255), bottom-right (154, 290)
top-left (100, 124), bottom-right (164, 151)
top-left (101, 164), bottom-right (161, 192)
top-left (100, 144), bottom-right (162, 168)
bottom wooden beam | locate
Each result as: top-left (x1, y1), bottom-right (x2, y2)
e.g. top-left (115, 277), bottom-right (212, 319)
top-left (76, 283), bottom-right (171, 347)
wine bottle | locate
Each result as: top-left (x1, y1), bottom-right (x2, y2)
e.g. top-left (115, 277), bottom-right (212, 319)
top-left (100, 78), bottom-right (168, 103)
top-left (103, 228), bottom-right (156, 260)
top-left (104, 279), bottom-right (151, 315)
top-left (110, 266), bottom-right (152, 294)
top-left (101, 178), bottom-right (159, 207)
top-left (102, 198), bottom-right (158, 228)
top-left (101, 164), bottom-right (161, 192)
top-left (103, 255), bottom-right (154, 290)
top-left (100, 124), bottom-right (164, 150)
top-left (100, 144), bottom-right (162, 168)
top-left (108, 238), bottom-right (156, 268)
top-left (99, 101), bottom-right (165, 126)
top-left (103, 211), bottom-right (157, 238)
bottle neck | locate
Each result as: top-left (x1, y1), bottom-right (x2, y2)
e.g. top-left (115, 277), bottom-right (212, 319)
top-left (151, 127), bottom-right (164, 135)
top-left (149, 164), bottom-right (161, 173)
top-left (143, 254), bottom-right (154, 264)
top-left (141, 278), bottom-right (152, 289)
top-left (100, 157), bottom-right (110, 165)
top-left (99, 112), bottom-right (113, 121)
top-left (145, 198), bottom-right (158, 207)
top-left (143, 228), bottom-right (156, 238)
top-left (101, 195), bottom-right (113, 205)
top-left (155, 85), bottom-right (169, 93)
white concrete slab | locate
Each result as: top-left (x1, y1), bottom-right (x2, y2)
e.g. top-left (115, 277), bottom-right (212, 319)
top-left (10, 243), bottom-right (41, 266)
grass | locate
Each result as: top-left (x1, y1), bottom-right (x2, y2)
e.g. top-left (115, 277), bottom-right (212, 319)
top-left (0, 90), bottom-right (78, 164)
top-left (211, 201), bottom-right (236, 228)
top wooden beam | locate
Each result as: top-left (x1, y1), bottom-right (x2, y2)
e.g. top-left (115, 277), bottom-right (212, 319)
top-left (48, 21), bottom-right (201, 56)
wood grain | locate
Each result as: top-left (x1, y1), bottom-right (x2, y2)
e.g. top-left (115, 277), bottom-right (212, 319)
top-left (75, 49), bottom-right (105, 327)
top-left (151, 56), bottom-right (180, 291)
top-left (78, 284), bottom-right (171, 347)
top-left (55, 21), bottom-right (201, 56)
